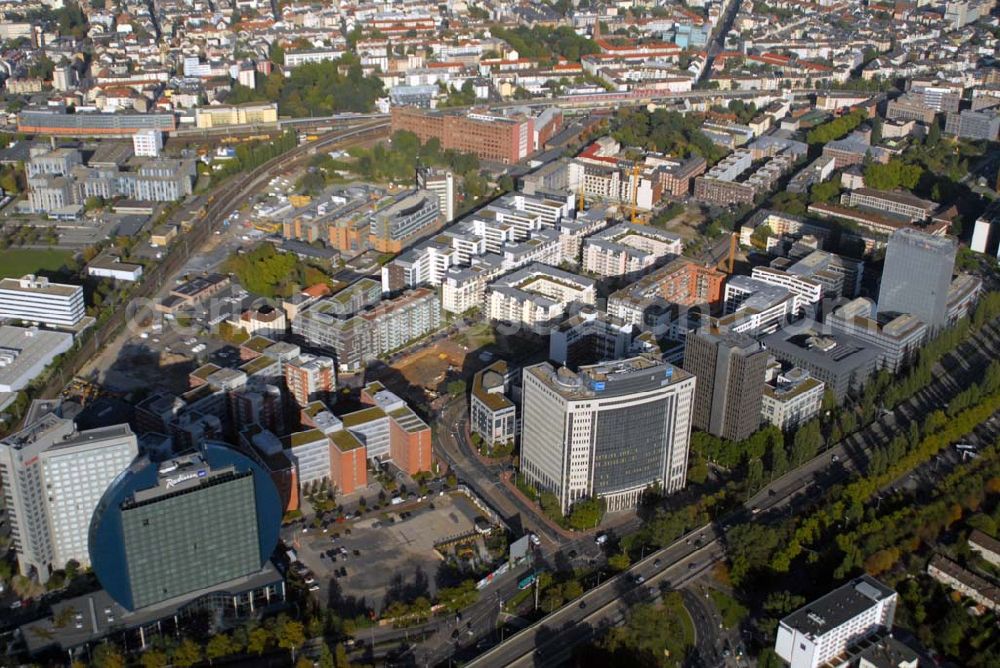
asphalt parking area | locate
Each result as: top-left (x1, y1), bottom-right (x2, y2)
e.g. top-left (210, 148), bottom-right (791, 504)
top-left (290, 493), bottom-right (484, 609)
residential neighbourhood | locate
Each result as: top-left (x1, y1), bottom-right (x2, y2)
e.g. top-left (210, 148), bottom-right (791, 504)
top-left (0, 1), bottom-right (998, 667)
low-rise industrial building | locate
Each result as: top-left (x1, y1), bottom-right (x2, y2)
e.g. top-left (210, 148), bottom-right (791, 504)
top-left (0, 326), bottom-right (74, 393)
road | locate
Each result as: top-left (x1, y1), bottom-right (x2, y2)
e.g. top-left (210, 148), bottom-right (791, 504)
top-left (434, 398), bottom-right (566, 547)
top-left (682, 587), bottom-right (731, 668)
top-left (701, 0), bottom-right (743, 81)
top-left (467, 526), bottom-right (724, 667)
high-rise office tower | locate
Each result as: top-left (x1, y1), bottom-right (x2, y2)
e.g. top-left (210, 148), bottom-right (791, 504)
top-left (683, 327), bottom-right (768, 442)
top-left (877, 228), bottom-right (956, 331)
top-left (520, 354), bottom-right (696, 514)
top-left (89, 444), bottom-right (282, 612)
top-left (0, 411), bottom-right (138, 582)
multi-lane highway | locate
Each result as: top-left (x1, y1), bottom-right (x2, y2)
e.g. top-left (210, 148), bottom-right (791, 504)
top-left (466, 525), bottom-right (725, 667)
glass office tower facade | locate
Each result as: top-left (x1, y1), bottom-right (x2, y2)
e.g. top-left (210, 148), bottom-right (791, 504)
top-left (90, 443), bottom-right (281, 612)
top-left (877, 228), bottom-right (957, 331)
top-left (120, 469), bottom-right (261, 609)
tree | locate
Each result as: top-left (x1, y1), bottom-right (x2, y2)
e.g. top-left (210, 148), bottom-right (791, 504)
top-left (768, 439), bottom-right (789, 478)
top-left (763, 590), bottom-right (806, 617)
top-left (542, 586), bottom-right (565, 612)
top-left (334, 643), bottom-right (352, 668)
top-left (172, 639), bottom-right (202, 667)
top-left (218, 320), bottom-right (251, 345)
top-left (809, 179), bottom-right (840, 204)
top-left (806, 109), bottom-right (867, 145)
top-left (791, 420), bottom-right (823, 465)
top-left (596, 597), bottom-right (692, 667)
top-left (91, 645), bottom-right (126, 668)
top-left (769, 190), bottom-right (807, 215)
top-left (437, 579), bottom-right (479, 612)
top-left (11, 574), bottom-right (43, 599)
top-left (608, 551), bottom-right (631, 571)
top-left (29, 55), bottom-right (56, 80)
top-left (863, 159), bottom-right (923, 191)
top-left (446, 379), bottom-right (467, 397)
top-left (746, 457), bottom-right (764, 493)
top-left (568, 497), bottom-right (605, 530)
top-left (317, 643), bottom-right (336, 668)
top-left (139, 650), bottom-right (169, 668)
top-left (0, 167), bottom-right (20, 194)
top-left (223, 243), bottom-right (319, 298)
top-left (749, 223), bottom-right (773, 250)
top-left (206, 633), bottom-right (235, 662)
top-left (927, 119), bottom-right (941, 147)
top-left (562, 580), bottom-right (584, 600)
top-left (276, 616), bottom-right (306, 661)
top-left (539, 491), bottom-right (563, 523)
top-left (269, 42), bottom-right (285, 65)
top-left (248, 627), bottom-right (271, 655)
top-left (863, 547), bottom-right (900, 575)
top-left (870, 116), bottom-right (883, 144)
top-left (687, 453), bottom-right (709, 484)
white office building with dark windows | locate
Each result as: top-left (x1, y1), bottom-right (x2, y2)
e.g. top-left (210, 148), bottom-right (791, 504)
top-left (520, 354), bottom-right (695, 514)
top-left (776, 575), bottom-right (898, 668)
top-left (0, 410), bottom-right (138, 582)
top-left (0, 275), bottom-right (85, 328)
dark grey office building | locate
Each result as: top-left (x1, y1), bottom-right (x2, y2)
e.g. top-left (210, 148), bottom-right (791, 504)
top-left (762, 326), bottom-right (881, 401)
top-left (90, 444), bottom-right (282, 613)
top-left (121, 464), bottom-right (261, 609)
top-left (683, 327), bottom-right (768, 442)
top-left (877, 228), bottom-right (956, 331)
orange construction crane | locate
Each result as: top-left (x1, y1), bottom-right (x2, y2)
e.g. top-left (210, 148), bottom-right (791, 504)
top-left (630, 163), bottom-right (641, 224)
top-left (718, 232), bottom-right (738, 274)
top-left (577, 182), bottom-right (586, 212)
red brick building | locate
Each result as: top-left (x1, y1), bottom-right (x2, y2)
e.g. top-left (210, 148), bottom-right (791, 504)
top-left (387, 407), bottom-right (432, 475)
top-left (361, 381), bottom-right (432, 475)
top-left (330, 430), bottom-right (367, 495)
top-left (655, 258), bottom-right (726, 307)
top-left (284, 354), bottom-right (336, 408)
top-left (390, 106), bottom-right (562, 164)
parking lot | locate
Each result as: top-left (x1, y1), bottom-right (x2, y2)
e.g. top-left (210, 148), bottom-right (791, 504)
top-left (286, 493), bottom-right (486, 610)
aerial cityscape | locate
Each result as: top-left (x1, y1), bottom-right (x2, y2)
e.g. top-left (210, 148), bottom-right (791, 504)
top-left (0, 0), bottom-right (997, 666)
